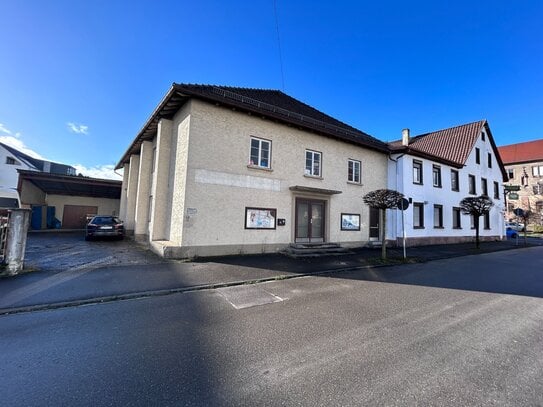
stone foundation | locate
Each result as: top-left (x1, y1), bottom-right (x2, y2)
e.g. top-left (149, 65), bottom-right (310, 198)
top-left (390, 235), bottom-right (503, 247)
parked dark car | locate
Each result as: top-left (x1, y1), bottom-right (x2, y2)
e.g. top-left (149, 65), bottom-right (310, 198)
top-left (85, 216), bottom-right (124, 240)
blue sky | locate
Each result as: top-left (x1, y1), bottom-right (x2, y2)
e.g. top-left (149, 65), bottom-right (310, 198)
top-left (1, 0), bottom-right (542, 179)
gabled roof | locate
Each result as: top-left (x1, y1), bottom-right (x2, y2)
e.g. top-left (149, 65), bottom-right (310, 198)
top-left (0, 142), bottom-right (75, 175)
top-left (497, 139), bottom-right (543, 165)
top-left (116, 84), bottom-right (388, 169)
top-left (389, 120), bottom-right (508, 181)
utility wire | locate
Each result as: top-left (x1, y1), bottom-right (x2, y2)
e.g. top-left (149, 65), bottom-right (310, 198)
top-left (273, 0), bottom-right (285, 91)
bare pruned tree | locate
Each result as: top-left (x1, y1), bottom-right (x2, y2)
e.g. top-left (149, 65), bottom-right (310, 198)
top-left (363, 189), bottom-right (404, 260)
top-left (459, 195), bottom-right (494, 248)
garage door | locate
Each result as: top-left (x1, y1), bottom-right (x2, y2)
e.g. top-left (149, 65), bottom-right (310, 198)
top-left (62, 205), bottom-right (98, 229)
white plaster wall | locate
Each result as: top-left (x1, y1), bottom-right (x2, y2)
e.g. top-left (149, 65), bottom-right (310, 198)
top-left (177, 99), bottom-right (388, 250)
top-left (388, 129), bottom-right (505, 240)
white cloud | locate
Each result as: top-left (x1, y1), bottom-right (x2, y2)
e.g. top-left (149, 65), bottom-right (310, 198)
top-left (0, 123), bottom-right (12, 134)
top-left (67, 122), bottom-right (89, 135)
top-left (0, 135), bottom-right (45, 159)
top-left (73, 164), bottom-right (122, 180)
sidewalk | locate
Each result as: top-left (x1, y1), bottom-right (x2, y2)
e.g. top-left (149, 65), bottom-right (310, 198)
top-left (1, 237), bottom-right (541, 315)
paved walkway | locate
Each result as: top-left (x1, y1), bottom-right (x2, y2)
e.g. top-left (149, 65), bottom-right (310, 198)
top-left (1, 233), bottom-right (541, 315)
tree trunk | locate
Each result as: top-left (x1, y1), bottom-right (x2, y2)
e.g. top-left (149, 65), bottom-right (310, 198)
top-left (475, 216), bottom-right (480, 249)
top-left (381, 209), bottom-right (387, 260)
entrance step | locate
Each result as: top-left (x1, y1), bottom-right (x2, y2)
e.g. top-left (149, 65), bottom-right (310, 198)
top-left (366, 240), bottom-right (382, 248)
top-left (282, 243), bottom-right (353, 258)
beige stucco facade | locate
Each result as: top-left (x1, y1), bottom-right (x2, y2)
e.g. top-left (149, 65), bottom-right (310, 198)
top-left (121, 99), bottom-right (388, 258)
top-left (503, 161), bottom-right (543, 224)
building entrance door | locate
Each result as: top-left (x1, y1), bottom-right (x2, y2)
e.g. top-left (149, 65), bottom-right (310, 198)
top-left (369, 207), bottom-right (380, 240)
top-left (295, 199), bottom-right (325, 243)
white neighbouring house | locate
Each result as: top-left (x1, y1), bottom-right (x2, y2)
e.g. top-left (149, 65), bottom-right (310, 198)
top-left (387, 120), bottom-right (508, 245)
top-left (0, 141), bottom-right (76, 208)
top-left (116, 84), bottom-right (390, 258)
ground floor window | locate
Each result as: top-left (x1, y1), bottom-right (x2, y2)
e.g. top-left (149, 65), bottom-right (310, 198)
top-left (484, 212), bottom-right (490, 229)
top-left (413, 203), bottom-right (424, 228)
top-left (452, 207), bottom-right (461, 229)
top-left (433, 205), bottom-right (443, 228)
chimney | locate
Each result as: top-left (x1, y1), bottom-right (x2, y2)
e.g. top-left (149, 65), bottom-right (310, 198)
top-left (401, 128), bottom-right (410, 146)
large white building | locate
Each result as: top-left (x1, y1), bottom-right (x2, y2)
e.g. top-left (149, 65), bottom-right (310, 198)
top-left (117, 84), bottom-right (390, 258)
top-left (387, 120), bottom-right (508, 245)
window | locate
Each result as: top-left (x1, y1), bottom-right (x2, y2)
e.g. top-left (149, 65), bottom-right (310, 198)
top-left (484, 212), bottom-right (490, 229)
top-left (482, 132), bottom-right (486, 141)
top-left (536, 201), bottom-right (543, 214)
top-left (451, 169), bottom-right (459, 191)
top-left (488, 153), bottom-right (492, 168)
top-left (432, 165), bottom-right (442, 187)
top-left (6, 157), bottom-right (16, 165)
top-left (481, 178), bottom-right (488, 196)
top-left (469, 174), bottom-right (476, 194)
top-left (413, 160), bottom-right (423, 184)
top-left (66, 167), bottom-right (76, 176)
top-left (494, 181), bottom-right (500, 199)
top-left (533, 184), bottom-right (543, 195)
top-left (348, 159), bottom-right (361, 183)
top-left (470, 215), bottom-right (475, 229)
top-left (532, 165), bottom-right (543, 177)
top-left (305, 150), bottom-right (321, 177)
top-left (433, 205), bottom-right (443, 228)
top-left (475, 148), bottom-right (480, 164)
top-left (413, 202), bottom-right (424, 228)
top-left (452, 207), bottom-right (462, 229)
top-left (249, 137), bottom-right (271, 169)
top-left (507, 169), bottom-right (514, 180)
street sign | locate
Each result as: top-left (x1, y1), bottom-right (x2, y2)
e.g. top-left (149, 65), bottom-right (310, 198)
top-left (504, 185), bottom-right (521, 191)
top-left (509, 193), bottom-right (519, 200)
top-left (513, 208), bottom-right (524, 216)
top-left (397, 198), bottom-right (410, 210)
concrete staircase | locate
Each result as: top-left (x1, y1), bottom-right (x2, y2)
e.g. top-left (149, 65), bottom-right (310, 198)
top-left (282, 243), bottom-right (353, 258)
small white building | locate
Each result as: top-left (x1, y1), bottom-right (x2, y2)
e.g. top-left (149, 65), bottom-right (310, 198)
top-left (116, 84), bottom-right (390, 258)
top-left (0, 141), bottom-right (76, 208)
top-left (387, 120), bottom-right (508, 245)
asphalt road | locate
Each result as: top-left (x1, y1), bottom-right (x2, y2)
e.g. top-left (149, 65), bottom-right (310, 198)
top-left (1, 249), bottom-right (542, 406)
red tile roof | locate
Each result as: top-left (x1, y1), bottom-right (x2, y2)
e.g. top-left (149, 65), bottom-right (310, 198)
top-left (497, 139), bottom-right (543, 164)
top-left (389, 120), bottom-right (486, 166)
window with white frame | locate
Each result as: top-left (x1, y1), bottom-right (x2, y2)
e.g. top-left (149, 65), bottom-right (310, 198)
top-left (532, 165), bottom-right (543, 177)
top-left (475, 148), bottom-right (480, 164)
top-left (469, 174), bottom-right (476, 194)
top-left (451, 169), bottom-right (459, 191)
top-left (484, 211), bottom-right (490, 229)
top-left (249, 137), bottom-right (271, 168)
top-left (481, 178), bottom-right (488, 196)
top-left (494, 181), bottom-right (500, 199)
top-left (348, 159), bottom-right (361, 183)
top-left (432, 165), bottom-right (442, 187)
top-left (305, 150), bottom-right (321, 177)
top-left (413, 160), bottom-right (423, 184)
top-left (452, 207), bottom-right (462, 229)
top-left (413, 202), bottom-right (424, 228)
top-left (433, 205), bottom-right (443, 228)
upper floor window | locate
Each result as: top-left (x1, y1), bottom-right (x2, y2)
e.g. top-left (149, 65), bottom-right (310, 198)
top-left (488, 153), bottom-right (492, 168)
top-left (305, 150), bottom-right (321, 177)
top-left (6, 157), bottom-right (16, 165)
top-left (66, 167), bottom-right (76, 176)
top-left (432, 165), bottom-right (442, 188)
top-left (481, 178), bottom-right (488, 196)
top-left (413, 160), bottom-right (423, 184)
top-left (348, 159), bottom-right (361, 183)
top-left (451, 169), bottom-right (459, 191)
top-left (482, 132), bottom-right (486, 141)
top-left (533, 184), bottom-right (543, 195)
top-left (532, 165), bottom-right (543, 177)
top-left (475, 148), bottom-right (480, 164)
top-left (494, 181), bottom-right (500, 199)
top-left (507, 169), bottom-right (514, 180)
top-left (469, 174), bottom-right (476, 194)
top-left (249, 137), bottom-right (271, 169)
